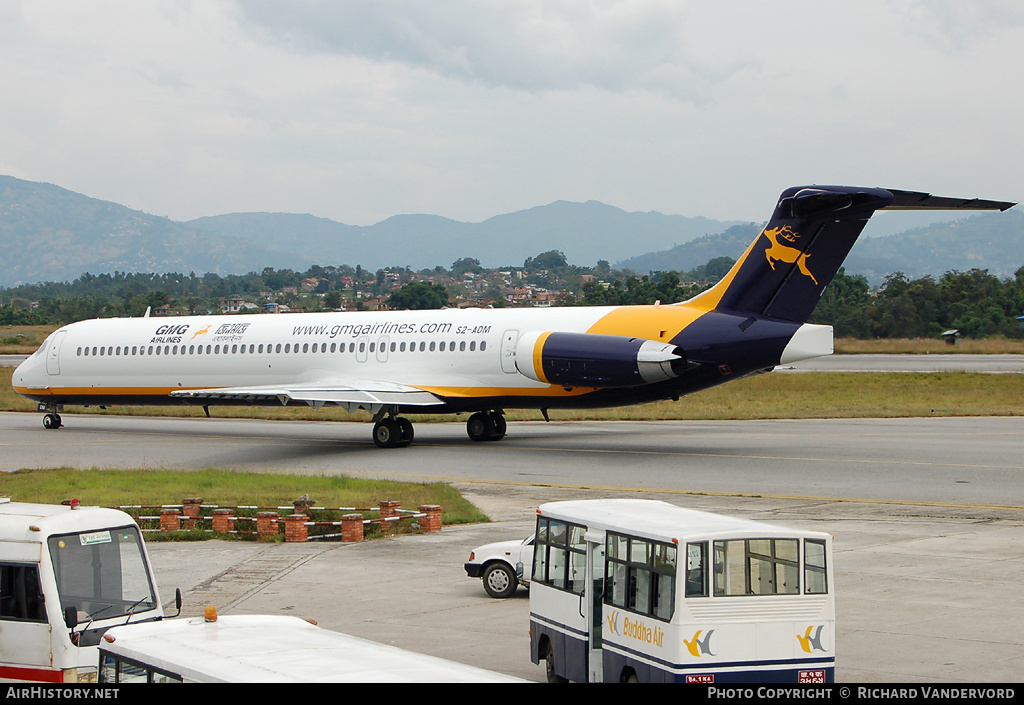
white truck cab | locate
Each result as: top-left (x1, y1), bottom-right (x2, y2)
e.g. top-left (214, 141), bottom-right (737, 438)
top-left (0, 498), bottom-right (166, 683)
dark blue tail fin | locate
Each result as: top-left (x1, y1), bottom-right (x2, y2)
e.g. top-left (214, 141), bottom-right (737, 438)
top-left (689, 186), bottom-right (1015, 322)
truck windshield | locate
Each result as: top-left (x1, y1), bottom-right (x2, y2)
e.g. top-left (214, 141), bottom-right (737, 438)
top-left (47, 526), bottom-right (157, 623)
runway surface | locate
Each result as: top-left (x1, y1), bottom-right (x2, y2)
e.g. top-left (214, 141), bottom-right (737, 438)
top-left (3, 412), bottom-right (1024, 511)
top-left (780, 353), bottom-right (1024, 373)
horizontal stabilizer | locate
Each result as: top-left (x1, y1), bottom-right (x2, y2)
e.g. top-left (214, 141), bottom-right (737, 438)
top-left (881, 190), bottom-right (1015, 212)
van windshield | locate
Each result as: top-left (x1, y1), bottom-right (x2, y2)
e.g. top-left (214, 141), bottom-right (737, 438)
top-left (47, 526), bottom-right (157, 623)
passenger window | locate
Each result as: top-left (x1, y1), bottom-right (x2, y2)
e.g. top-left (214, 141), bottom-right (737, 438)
top-left (805, 539), bottom-right (828, 594)
top-left (605, 532), bottom-right (676, 621)
top-left (685, 542), bottom-right (708, 597)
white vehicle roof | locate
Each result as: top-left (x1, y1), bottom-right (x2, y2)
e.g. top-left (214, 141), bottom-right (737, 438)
top-left (0, 498), bottom-right (140, 543)
top-left (101, 614), bottom-right (525, 683)
top-left (537, 499), bottom-right (831, 543)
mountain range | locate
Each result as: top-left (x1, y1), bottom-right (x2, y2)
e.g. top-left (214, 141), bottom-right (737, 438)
top-left (1, 174), bottom-right (1021, 288)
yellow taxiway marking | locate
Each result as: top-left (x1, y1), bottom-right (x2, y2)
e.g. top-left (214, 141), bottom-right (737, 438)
top-left (340, 472), bottom-right (1024, 513)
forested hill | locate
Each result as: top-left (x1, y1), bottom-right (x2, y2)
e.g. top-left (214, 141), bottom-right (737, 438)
top-left (616, 212), bottom-right (1024, 286)
top-left (0, 175), bottom-right (737, 286)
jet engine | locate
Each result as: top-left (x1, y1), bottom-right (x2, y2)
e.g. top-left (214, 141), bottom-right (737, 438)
top-left (515, 331), bottom-right (689, 388)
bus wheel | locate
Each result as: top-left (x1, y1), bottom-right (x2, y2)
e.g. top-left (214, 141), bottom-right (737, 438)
top-left (621, 668), bottom-right (639, 683)
top-left (545, 645), bottom-right (568, 683)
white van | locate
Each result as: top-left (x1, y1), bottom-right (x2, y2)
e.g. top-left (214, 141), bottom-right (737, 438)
top-left (0, 499), bottom-right (167, 683)
top-left (99, 609), bottom-right (525, 683)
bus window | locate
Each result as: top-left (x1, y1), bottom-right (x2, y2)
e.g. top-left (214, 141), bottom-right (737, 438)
top-left (685, 542), bottom-right (708, 598)
top-left (605, 532), bottom-right (676, 621)
top-left (805, 539), bottom-right (828, 594)
top-left (532, 517), bottom-right (586, 595)
top-left (714, 539), bottom-right (800, 596)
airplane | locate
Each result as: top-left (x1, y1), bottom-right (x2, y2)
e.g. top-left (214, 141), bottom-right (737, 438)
top-left (12, 185), bottom-right (1015, 448)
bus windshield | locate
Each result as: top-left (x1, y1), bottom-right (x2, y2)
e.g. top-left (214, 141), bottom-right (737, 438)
top-left (47, 526), bottom-right (157, 623)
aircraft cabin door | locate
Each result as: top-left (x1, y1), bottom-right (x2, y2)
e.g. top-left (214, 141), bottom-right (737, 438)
top-left (356, 336), bottom-right (369, 363)
top-left (377, 336), bottom-right (390, 363)
top-left (500, 330), bottom-right (519, 374)
top-left (46, 330), bottom-right (67, 376)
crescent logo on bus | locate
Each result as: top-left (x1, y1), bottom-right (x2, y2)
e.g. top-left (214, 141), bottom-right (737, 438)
top-left (797, 625), bottom-right (827, 654)
top-left (684, 629), bottom-right (715, 658)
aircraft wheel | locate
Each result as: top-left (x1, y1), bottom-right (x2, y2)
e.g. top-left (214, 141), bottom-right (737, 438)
top-left (396, 417), bottom-right (414, 447)
top-left (467, 412), bottom-right (494, 442)
top-left (373, 418), bottom-right (401, 448)
top-left (489, 414), bottom-right (507, 441)
top-left (43, 413), bottom-right (61, 430)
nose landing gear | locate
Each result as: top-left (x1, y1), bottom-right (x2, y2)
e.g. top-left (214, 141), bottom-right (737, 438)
top-left (39, 404), bottom-right (63, 430)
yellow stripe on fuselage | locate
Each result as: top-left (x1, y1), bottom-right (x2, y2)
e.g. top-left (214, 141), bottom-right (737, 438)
top-left (585, 302), bottom-right (705, 341)
top-left (584, 229), bottom-right (762, 341)
top-left (416, 384), bottom-right (596, 399)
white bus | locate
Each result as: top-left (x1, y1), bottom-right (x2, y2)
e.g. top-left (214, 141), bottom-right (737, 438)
top-left (98, 609), bottom-right (526, 683)
top-left (528, 499), bottom-right (835, 683)
top-left (0, 499), bottom-right (167, 683)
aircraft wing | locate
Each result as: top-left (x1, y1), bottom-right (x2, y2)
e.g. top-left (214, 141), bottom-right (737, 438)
top-left (170, 380), bottom-right (443, 411)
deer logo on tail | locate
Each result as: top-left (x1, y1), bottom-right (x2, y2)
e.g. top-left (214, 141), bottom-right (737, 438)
top-left (762, 225), bottom-right (818, 285)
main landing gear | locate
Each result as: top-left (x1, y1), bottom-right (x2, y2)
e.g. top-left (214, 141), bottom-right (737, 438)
top-left (370, 409), bottom-right (507, 447)
top-left (372, 415), bottom-right (415, 448)
top-left (466, 411), bottom-right (506, 442)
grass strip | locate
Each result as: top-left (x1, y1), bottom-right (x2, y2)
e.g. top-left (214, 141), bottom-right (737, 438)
top-left (0, 467), bottom-right (489, 540)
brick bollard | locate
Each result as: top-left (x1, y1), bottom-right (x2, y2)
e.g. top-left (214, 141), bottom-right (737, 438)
top-left (182, 498), bottom-right (202, 530)
top-left (256, 512), bottom-right (279, 540)
top-left (212, 508), bottom-right (233, 534)
top-left (284, 514), bottom-right (308, 543)
top-left (378, 500), bottom-right (401, 532)
top-left (341, 514), bottom-right (364, 543)
top-left (418, 505), bottom-right (443, 532)
top-left (160, 508), bottom-right (180, 532)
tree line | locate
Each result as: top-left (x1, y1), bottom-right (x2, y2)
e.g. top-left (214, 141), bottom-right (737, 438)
top-left (2, 257), bottom-right (1023, 340)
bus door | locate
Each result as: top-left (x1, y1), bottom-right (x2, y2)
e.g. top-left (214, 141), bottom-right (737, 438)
top-left (584, 530), bottom-right (605, 682)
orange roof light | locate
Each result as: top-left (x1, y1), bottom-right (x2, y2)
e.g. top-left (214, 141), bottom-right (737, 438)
top-left (204, 605), bottom-right (218, 622)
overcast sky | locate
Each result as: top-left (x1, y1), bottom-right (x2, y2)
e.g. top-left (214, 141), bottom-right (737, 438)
top-left (2, 0), bottom-right (1021, 229)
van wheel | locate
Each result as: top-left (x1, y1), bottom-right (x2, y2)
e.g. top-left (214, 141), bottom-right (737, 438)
top-left (482, 563), bottom-right (516, 599)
